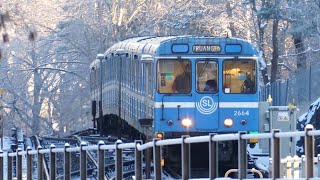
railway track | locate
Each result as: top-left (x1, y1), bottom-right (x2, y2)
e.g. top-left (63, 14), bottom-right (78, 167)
top-left (6, 127), bottom-right (177, 179)
top-left (31, 136), bottom-right (95, 179)
top-left (30, 134), bottom-right (138, 179)
top-left (75, 135), bottom-right (135, 179)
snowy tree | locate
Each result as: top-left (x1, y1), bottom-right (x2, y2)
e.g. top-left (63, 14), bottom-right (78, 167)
top-left (1, 0), bottom-right (319, 136)
top-left (0, 0), bottom-right (94, 136)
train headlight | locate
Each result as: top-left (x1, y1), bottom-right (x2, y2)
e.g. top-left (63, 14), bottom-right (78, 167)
top-left (181, 118), bottom-right (192, 128)
top-left (224, 118), bottom-right (233, 127)
top-left (156, 132), bottom-right (164, 139)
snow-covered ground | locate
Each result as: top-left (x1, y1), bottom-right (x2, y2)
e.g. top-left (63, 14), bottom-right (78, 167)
top-left (247, 144), bottom-right (269, 167)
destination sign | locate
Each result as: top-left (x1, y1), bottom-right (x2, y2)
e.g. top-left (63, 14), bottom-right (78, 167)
top-left (192, 45), bottom-right (221, 53)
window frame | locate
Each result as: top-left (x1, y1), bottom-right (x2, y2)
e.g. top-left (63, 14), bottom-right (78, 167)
top-left (195, 59), bottom-right (219, 94)
top-left (222, 59), bottom-right (257, 94)
top-left (156, 59), bottom-right (192, 94)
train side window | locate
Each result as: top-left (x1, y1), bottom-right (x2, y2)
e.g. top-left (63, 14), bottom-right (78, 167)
top-left (196, 60), bottom-right (218, 93)
top-left (157, 59), bottom-right (191, 94)
top-left (149, 63), bottom-right (154, 98)
top-left (223, 60), bottom-right (256, 94)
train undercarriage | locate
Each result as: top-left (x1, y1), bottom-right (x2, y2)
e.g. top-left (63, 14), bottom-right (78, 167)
top-left (97, 114), bottom-right (146, 141)
top-left (163, 141), bottom-right (268, 178)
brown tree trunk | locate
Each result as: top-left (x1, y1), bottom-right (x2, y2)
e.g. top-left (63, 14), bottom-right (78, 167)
top-left (251, 0), bottom-right (269, 85)
top-left (226, 2), bottom-right (236, 37)
top-left (270, 19), bottom-right (279, 83)
top-left (293, 35), bottom-right (307, 70)
top-left (32, 70), bottom-right (42, 135)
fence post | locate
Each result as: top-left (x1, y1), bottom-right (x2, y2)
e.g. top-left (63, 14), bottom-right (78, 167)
top-left (285, 156), bottom-right (292, 178)
top-left (301, 155), bottom-right (305, 177)
top-left (268, 158), bottom-right (272, 178)
top-left (305, 124), bottom-right (314, 178)
top-left (272, 129), bottom-right (281, 179)
top-left (50, 144), bottom-right (56, 180)
top-left (0, 150), bottom-right (3, 180)
top-left (238, 132), bottom-right (247, 179)
top-left (80, 142), bottom-right (87, 180)
top-left (64, 143), bottom-right (71, 180)
top-left (16, 148), bottom-right (22, 180)
top-left (282, 159), bottom-right (286, 178)
top-left (209, 133), bottom-right (217, 179)
top-left (135, 140), bottom-right (143, 180)
top-left (37, 146), bottom-right (43, 180)
top-left (145, 146), bottom-right (151, 179)
top-left (7, 152), bottom-right (12, 180)
top-left (293, 155), bottom-right (299, 178)
top-left (182, 135), bottom-right (190, 180)
top-left (26, 146), bottom-right (32, 180)
top-left (115, 140), bottom-right (123, 180)
top-left (318, 154), bottom-right (320, 177)
top-left (153, 138), bottom-right (161, 180)
top-left (98, 141), bottom-right (105, 180)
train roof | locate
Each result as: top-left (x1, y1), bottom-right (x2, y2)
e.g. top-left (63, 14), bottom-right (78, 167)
top-left (104, 35), bottom-right (258, 56)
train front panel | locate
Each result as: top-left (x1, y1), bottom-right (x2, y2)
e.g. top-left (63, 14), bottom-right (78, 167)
top-left (153, 40), bottom-right (260, 138)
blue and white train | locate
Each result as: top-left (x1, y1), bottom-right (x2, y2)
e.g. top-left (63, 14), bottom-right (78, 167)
top-left (90, 36), bottom-right (263, 174)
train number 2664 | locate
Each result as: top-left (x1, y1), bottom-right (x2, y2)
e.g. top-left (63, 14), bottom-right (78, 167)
top-left (234, 110), bottom-right (249, 116)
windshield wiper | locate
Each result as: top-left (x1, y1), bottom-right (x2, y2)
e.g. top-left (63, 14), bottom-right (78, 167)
top-left (178, 56), bottom-right (188, 75)
top-left (199, 60), bottom-right (209, 78)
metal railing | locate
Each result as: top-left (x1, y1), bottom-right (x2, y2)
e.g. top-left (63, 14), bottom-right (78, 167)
top-left (1, 125), bottom-right (320, 180)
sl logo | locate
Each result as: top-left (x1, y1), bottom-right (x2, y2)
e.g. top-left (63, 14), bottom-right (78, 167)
top-left (196, 96), bottom-right (218, 115)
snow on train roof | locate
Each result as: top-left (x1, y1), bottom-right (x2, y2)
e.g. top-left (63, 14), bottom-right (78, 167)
top-left (104, 36), bottom-right (175, 55)
top-left (104, 35), bottom-right (257, 56)
top-left (90, 35), bottom-right (261, 69)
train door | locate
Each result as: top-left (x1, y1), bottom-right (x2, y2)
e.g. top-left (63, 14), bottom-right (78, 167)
top-left (219, 59), bottom-right (259, 132)
top-left (156, 59), bottom-right (195, 132)
top-left (195, 60), bottom-right (219, 130)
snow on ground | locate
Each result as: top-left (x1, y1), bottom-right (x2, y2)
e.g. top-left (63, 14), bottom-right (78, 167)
top-left (298, 97), bottom-right (320, 124)
top-left (247, 144), bottom-right (269, 168)
top-left (296, 97), bottom-right (320, 155)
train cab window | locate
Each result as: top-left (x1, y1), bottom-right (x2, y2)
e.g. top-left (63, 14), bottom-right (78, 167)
top-left (223, 60), bottom-right (256, 94)
top-left (157, 59), bottom-right (191, 94)
top-left (196, 60), bottom-right (218, 93)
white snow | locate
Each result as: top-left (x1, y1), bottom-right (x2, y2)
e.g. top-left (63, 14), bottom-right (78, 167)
top-left (298, 97), bottom-right (320, 124)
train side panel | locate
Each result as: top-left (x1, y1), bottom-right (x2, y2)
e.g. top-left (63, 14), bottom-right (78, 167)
top-left (90, 36), bottom-right (261, 138)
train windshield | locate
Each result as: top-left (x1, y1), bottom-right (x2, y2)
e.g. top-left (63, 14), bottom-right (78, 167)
top-left (157, 59), bottom-right (191, 94)
top-left (223, 59), bottom-right (256, 94)
top-left (196, 60), bottom-right (218, 93)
